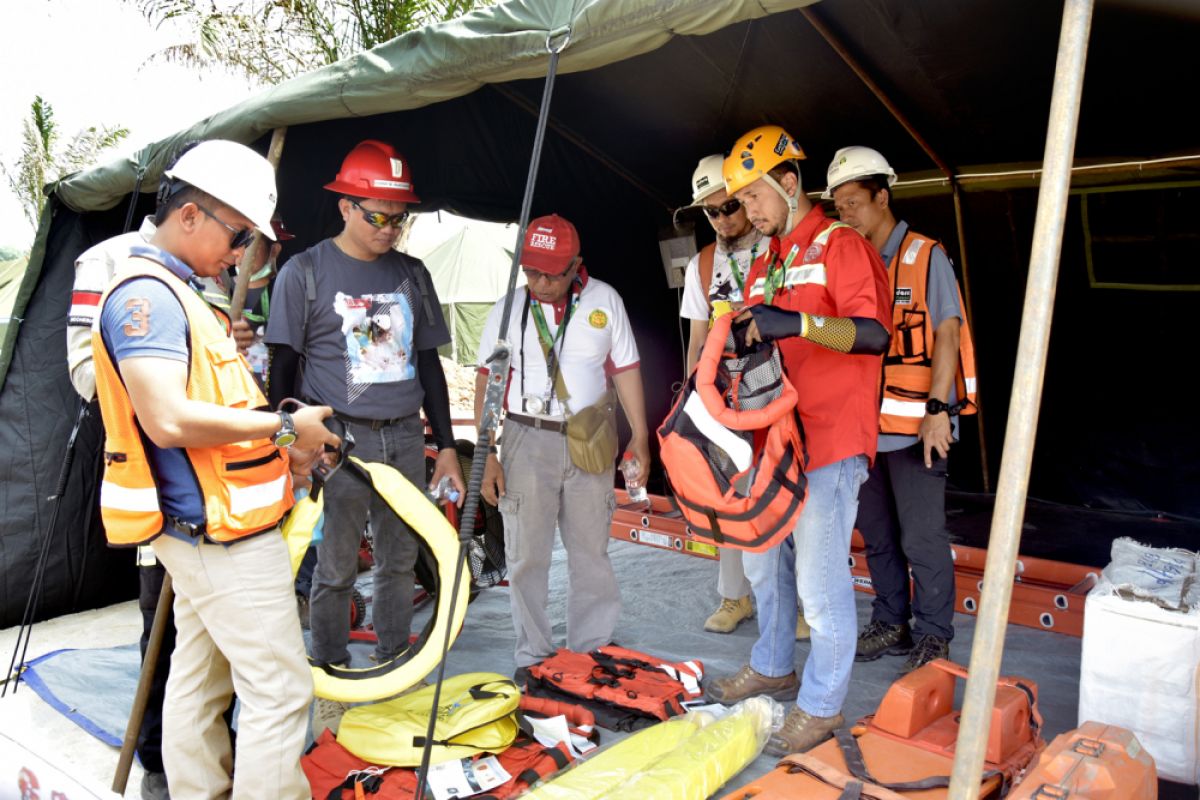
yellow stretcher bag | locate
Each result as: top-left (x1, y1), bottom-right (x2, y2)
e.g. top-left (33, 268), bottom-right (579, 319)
top-left (336, 672), bottom-right (521, 767)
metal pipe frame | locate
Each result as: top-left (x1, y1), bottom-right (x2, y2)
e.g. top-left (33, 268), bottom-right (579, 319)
top-left (947, 1), bottom-right (1095, 797)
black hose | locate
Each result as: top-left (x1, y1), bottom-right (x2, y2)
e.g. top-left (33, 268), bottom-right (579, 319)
top-left (412, 29), bottom-right (571, 800)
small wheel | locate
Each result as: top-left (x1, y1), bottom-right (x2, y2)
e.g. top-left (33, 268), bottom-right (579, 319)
top-left (349, 588), bottom-right (368, 629)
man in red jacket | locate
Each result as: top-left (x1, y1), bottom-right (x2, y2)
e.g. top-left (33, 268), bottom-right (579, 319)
top-left (705, 126), bottom-right (891, 756)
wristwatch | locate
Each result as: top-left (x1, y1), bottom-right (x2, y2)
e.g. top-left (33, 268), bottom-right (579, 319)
top-left (273, 409), bottom-right (297, 448)
top-left (925, 398), bottom-right (951, 416)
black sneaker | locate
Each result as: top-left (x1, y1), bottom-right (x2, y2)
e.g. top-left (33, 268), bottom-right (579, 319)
top-left (855, 620), bottom-right (913, 662)
top-left (513, 666), bottom-right (531, 689)
top-left (900, 634), bottom-right (950, 674)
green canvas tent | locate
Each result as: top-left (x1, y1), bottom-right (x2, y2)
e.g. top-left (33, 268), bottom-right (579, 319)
top-left (417, 223), bottom-right (521, 365)
top-left (2, 0), bottom-right (1198, 628)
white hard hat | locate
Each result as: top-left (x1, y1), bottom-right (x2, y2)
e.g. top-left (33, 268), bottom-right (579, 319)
top-left (822, 146), bottom-right (897, 200)
top-left (689, 154), bottom-right (727, 204)
top-left (164, 140), bottom-right (278, 240)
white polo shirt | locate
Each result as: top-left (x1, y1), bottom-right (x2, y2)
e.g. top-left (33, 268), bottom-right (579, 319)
top-left (476, 272), bottom-right (639, 419)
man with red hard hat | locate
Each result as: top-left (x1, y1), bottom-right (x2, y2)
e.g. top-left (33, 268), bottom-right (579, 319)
top-left (704, 126), bottom-right (891, 756)
top-left (473, 214), bottom-right (649, 684)
top-left (265, 140), bottom-right (463, 686)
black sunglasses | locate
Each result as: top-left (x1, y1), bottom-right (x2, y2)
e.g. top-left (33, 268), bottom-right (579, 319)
top-left (702, 198), bottom-right (742, 219)
top-left (195, 202), bottom-right (255, 250)
top-left (349, 199), bottom-right (409, 229)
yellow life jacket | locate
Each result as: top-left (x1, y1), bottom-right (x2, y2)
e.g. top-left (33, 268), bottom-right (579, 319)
top-left (336, 673), bottom-right (521, 767)
top-left (880, 229), bottom-right (978, 435)
top-left (92, 257), bottom-right (293, 545)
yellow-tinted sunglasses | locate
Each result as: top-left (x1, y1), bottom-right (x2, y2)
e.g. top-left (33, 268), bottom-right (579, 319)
top-left (349, 199), bottom-right (409, 229)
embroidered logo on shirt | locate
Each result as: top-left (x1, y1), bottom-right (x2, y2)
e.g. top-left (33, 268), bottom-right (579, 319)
top-left (803, 244), bottom-right (823, 263)
top-left (588, 309), bottom-right (609, 329)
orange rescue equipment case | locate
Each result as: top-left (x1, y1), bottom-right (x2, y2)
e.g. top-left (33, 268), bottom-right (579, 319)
top-left (1006, 722), bottom-right (1158, 800)
top-left (722, 658), bottom-right (1044, 800)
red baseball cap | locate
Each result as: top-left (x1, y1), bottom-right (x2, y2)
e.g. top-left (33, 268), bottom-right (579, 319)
top-left (520, 214), bottom-right (580, 275)
top-left (270, 215), bottom-right (295, 241)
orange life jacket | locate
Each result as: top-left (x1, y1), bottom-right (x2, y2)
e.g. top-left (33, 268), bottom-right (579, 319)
top-left (526, 646), bottom-right (705, 731)
top-left (880, 229), bottom-right (978, 435)
top-left (302, 729), bottom-right (574, 800)
top-left (698, 241), bottom-right (717, 299)
top-left (658, 311), bottom-right (807, 552)
top-left (92, 258), bottom-right (293, 546)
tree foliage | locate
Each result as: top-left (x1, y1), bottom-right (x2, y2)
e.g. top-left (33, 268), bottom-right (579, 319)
top-left (2, 96), bottom-right (130, 229)
top-left (132, 0), bottom-right (491, 84)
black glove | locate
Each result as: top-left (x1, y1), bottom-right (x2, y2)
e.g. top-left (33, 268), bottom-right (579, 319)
top-left (747, 305), bottom-right (806, 343)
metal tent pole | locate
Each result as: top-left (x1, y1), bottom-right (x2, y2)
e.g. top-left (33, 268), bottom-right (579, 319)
top-left (229, 127), bottom-right (288, 319)
top-left (947, 1), bottom-right (1094, 797)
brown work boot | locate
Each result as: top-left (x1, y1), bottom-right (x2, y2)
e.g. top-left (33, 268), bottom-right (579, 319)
top-left (855, 620), bottom-right (913, 662)
top-left (796, 612), bottom-right (811, 641)
top-left (704, 595), bottom-right (754, 634)
top-left (705, 665), bottom-right (799, 704)
top-left (764, 707), bottom-right (846, 756)
top-left (900, 634), bottom-right (950, 674)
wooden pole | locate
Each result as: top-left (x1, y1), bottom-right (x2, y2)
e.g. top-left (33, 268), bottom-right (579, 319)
top-left (229, 127), bottom-right (288, 320)
top-left (112, 573), bottom-right (172, 795)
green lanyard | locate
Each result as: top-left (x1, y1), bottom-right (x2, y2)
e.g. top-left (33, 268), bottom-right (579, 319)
top-left (762, 242), bottom-right (801, 304)
top-left (243, 286), bottom-right (270, 325)
top-left (726, 241), bottom-right (759, 292)
top-left (524, 288), bottom-right (582, 404)
top-left (528, 291), bottom-right (580, 354)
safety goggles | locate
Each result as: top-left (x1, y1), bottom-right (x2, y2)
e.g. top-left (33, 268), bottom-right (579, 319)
top-left (702, 198), bottom-right (742, 219)
top-left (195, 202), bottom-right (255, 250)
top-left (349, 200), bottom-right (409, 229)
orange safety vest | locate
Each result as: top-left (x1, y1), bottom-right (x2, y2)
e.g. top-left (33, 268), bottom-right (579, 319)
top-left (880, 229), bottom-right (978, 435)
top-left (92, 258), bottom-right (293, 546)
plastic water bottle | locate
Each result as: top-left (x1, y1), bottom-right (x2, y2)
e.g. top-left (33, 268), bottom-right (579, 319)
top-left (620, 451), bottom-right (648, 504)
top-left (428, 475), bottom-right (461, 504)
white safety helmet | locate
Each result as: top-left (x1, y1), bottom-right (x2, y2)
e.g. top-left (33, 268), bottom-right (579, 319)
top-left (822, 146), bottom-right (897, 200)
top-left (164, 140), bottom-right (278, 240)
top-left (689, 154), bottom-right (727, 204)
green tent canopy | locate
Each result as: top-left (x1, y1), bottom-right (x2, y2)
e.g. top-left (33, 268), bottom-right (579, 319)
top-left (3, 0), bottom-right (1199, 628)
top-left (417, 224), bottom-right (521, 365)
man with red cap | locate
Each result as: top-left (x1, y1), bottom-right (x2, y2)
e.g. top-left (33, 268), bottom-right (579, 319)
top-left (474, 214), bottom-right (649, 683)
top-left (265, 140), bottom-right (464, 687)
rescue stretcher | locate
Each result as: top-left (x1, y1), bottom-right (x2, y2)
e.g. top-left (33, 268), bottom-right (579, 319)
top-left (609, 491), bottom-right (1101, 638)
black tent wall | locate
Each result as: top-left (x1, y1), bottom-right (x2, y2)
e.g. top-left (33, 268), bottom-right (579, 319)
top-left (4, 0), bottom-right (1200, 624)
top-left (0, 201), bottom-right (139, 628)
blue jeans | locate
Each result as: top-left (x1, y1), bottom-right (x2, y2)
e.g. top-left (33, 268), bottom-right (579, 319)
top-left (744, 455), bottom-right (869, 718)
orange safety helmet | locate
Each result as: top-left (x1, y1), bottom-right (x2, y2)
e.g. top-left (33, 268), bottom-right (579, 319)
top-left (723, 125), bottom-right (806, 196)
top-left (324, 139), bottom-right (420, 203)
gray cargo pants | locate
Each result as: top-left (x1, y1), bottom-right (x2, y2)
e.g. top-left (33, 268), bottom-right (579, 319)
top-left (310, 414), bottom-right (425, 665)
top-left (499, 419), bottom-right (620, 668)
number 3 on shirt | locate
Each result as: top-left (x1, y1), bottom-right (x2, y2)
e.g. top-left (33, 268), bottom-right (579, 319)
top-left (123, 298), bottom-right (151, 337)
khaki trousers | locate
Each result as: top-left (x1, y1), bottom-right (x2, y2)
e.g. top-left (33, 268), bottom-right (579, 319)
top-left (152, 530), bottom-right (312, 800)
top-left (498, 421), bottom-right (620, 668)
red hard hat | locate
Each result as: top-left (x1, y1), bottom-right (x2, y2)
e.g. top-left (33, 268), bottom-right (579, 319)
top-left (323, 139), bottom-right (420, 203)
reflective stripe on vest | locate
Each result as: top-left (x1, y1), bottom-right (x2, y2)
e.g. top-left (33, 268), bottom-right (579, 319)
top-left (880, 230), bottom-right (978, 435)
top-left (747, 221), bottom-right (848, 299)
top-left (92, 258), bottom-right (293, 545)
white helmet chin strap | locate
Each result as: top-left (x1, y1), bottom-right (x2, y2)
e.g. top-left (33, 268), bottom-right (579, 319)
top-left (761, 169), bottom-right (800, 234)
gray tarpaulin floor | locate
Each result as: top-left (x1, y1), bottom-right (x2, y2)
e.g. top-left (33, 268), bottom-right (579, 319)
top-left (0, 536), bottom-right (1101, 798)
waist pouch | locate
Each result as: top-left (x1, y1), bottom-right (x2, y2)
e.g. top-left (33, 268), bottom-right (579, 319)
top-left (565, 390), bottom-right (618, 474)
